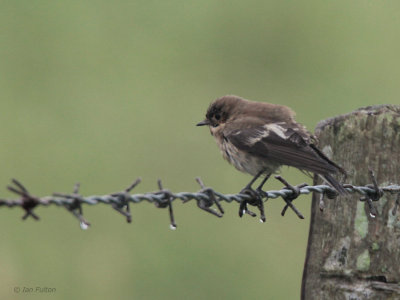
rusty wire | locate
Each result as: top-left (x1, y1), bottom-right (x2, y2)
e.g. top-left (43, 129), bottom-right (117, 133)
top-left (0, 172), bottom-right (399, 229)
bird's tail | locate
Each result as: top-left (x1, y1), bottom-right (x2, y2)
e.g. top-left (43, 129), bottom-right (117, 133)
top-left (322, 174), bottom-right (348, 196)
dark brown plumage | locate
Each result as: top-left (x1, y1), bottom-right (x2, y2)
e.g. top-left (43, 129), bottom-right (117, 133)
top-left (197, 95), bottom-right (347, 195)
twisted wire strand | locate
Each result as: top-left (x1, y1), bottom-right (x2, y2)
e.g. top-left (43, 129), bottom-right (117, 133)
top-left (0, 177), bottom-right (399, 229)
top-left (0, 185), bottom-right (396, 207)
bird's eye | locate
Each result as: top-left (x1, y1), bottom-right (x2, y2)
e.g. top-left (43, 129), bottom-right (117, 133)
top-left (215, 113), bottom-right (221, 120)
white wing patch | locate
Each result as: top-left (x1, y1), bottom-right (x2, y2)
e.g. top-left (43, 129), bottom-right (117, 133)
top-left (245, 124), bottom-right (288, 145)
top-left (263, 124), bottom-right (287, 139)
top-left (246, 129), bottom-right (269, 145)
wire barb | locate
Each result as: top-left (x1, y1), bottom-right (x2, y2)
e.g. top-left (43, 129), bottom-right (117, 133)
top-left (0, 175), bottom-right (399, 228)
top-left (109, 178), bottom-right (141, 223)
top-left (359, 169), bottom-right (384, 218)
top-left (190, 177), bottom-right (224, 218)
top-left (154, 179), bottom-right (177, 230)
top-left (54, 183), bottom-right (91, 229)
top-left (275, 176), bottom-right (306, 219)
top-left (7, 179), bottom-right (40, 220)
top-left (319, 193), bottom-right (326, 212)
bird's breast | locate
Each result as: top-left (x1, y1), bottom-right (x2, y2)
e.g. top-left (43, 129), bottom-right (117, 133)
top-left (214, 134), bottom-right (279, 176)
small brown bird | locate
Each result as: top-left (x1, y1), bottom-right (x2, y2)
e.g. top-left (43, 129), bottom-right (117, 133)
top-left (197, 95), bottom-right (347, 197)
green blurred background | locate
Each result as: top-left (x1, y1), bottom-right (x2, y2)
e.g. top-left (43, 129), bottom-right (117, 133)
top-left (1, 1), bottom-right (399, 299)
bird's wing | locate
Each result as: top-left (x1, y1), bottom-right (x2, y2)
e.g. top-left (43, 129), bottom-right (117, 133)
top-left (224, 123), bottom-right (337, 175)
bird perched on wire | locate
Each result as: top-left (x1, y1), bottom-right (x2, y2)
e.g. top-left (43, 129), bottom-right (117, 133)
top-left (197, 95), bottom-right (347, 219)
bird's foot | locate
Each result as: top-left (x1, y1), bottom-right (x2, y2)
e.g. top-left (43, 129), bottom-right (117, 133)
top-left (238, 173), bottom-right (271, 222)
top-left (239, 186), bottom-right (267, 223)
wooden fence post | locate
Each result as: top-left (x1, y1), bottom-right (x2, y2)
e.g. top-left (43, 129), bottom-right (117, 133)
top-left (301, 105), bottom-right (400, 299)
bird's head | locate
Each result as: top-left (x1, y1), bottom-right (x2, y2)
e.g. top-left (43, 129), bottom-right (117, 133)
top-left (196, 95), bottom-right (242, 130)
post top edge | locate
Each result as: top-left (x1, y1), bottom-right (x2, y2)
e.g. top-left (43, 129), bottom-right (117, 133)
top-left (316, 104), bottom-right (400, 133)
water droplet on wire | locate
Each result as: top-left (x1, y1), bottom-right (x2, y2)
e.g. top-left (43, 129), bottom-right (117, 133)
top-left (80, 221), bottom-right (89, 230)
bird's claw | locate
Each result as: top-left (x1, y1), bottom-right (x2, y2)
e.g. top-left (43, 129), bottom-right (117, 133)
top-left (239, 187), bottom-right (266, 222)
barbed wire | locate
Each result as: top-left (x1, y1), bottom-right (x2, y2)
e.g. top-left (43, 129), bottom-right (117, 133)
top-left (0, 171), bottom-right (399, 229)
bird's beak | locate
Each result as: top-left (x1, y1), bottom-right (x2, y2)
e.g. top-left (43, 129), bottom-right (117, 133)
top-left (196, 119), bottom-right (210, 126)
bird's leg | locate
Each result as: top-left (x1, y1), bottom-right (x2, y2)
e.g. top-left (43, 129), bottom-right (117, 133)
top-left (241, 171), bottom-right (263, 192)
top-left (254, 173), bottom-right (271, 222)
top-left (256, 173), bottom-right (271, 195)
top-left (239, 171), bottom-right (270, 222)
